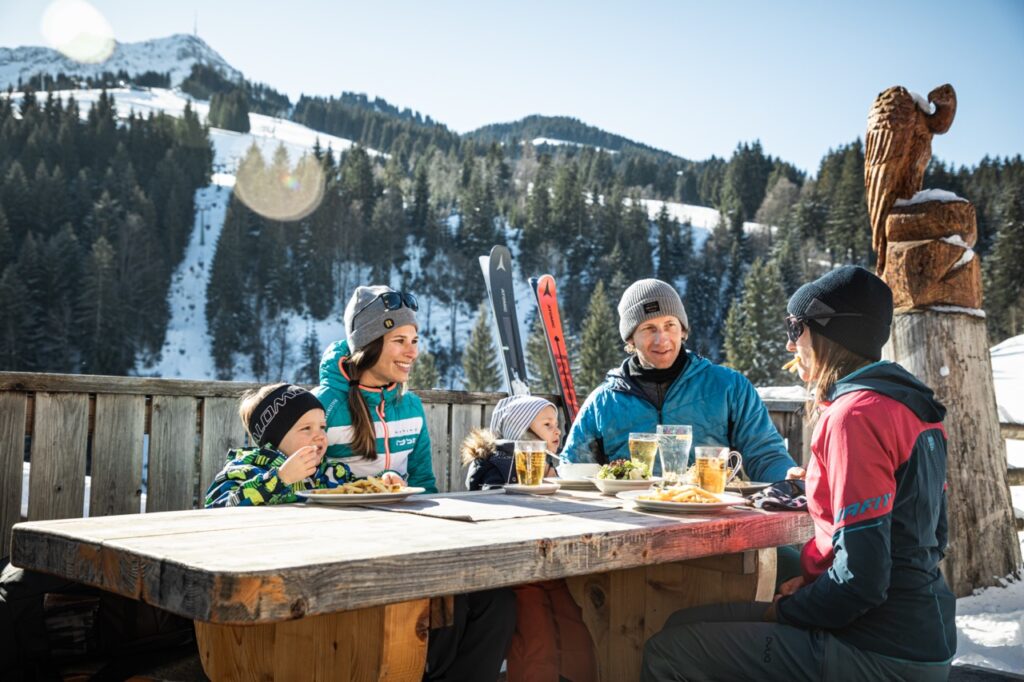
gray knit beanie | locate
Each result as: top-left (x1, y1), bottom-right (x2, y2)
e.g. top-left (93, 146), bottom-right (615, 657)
top-left (489, 396), bottom-right (556, 441)
top-left (344, 285), bottom-right (418, 352)
top-left (617, 279), bottom-right (688, 342)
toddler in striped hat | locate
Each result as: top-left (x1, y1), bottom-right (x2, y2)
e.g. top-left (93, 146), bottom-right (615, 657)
top-left (461, 395), bottom-right (562, 490)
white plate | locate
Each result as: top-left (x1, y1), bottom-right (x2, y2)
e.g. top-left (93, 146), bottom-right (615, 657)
top-left (589, 476), bottom-right (663, 496)
top-left (725, 481), bottom-right (771, 494)
top-left (296, 487), bottom-right (426, 505)
top-left (616, 489), bottom-right (747, 513)
top-left (504, 482), bottom-right (561, 495)
top-left (545, 477), bottom-right (596, 490)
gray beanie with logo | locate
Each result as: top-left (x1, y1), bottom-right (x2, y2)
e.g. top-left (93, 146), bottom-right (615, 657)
top-left (344, 285), bottom-right (417, 352)
top-left (617, 279), bottom-right (688, 342)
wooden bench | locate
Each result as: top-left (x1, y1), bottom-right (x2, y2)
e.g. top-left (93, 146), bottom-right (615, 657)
top-left (0, 371), bottom-right (809, 557)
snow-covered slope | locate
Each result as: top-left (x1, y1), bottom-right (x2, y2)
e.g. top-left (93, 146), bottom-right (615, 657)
top-left (992, 334), bottom-right (1024, 426)
top-left (15, 86), bottom-right (371, 379)
top-left (0, 34), bottom-right (240, 90)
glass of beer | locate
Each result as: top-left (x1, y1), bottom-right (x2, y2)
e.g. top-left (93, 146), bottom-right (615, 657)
top-left (693, 446), bottom-right (743, 494)
top-left (656, 425), bottom-right (692, 484)
top-left (514, 440), bottom-right (548, 486)
top-left (628, 433), bottom-right (659, 475)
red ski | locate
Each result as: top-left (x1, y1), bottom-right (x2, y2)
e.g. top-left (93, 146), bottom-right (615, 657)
top-left (531, 274), bottom-right (580, 425)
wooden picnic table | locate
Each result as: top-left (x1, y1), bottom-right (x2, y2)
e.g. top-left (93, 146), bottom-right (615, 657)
top-left (11, 488), bottom-right (813, 682)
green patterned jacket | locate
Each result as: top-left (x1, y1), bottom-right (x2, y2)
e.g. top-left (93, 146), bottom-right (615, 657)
top-left (204, 446), bottom-right (354, 507)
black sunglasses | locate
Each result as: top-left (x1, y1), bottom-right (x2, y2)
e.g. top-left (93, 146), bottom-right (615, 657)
top-left (356, 291), bottom-right (419, 318)
top-left (785, 313), bottom-right (865, 344)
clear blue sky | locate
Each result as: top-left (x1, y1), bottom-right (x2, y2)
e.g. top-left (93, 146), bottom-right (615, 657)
top-left (2, 0), bottom-right (1022, 173)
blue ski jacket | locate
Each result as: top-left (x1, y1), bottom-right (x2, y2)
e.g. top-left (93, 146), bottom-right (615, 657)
top-left (562, 352), bottom-right (796, 483)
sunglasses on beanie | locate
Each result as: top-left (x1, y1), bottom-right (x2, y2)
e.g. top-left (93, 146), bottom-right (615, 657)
top-left (785, 313), bottom-right (865, 344)
top-left (355, 291), bottom-right (419, 318)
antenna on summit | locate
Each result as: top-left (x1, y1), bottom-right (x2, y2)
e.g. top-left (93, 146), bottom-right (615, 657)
top-left (193, 11), bottom-right (198, 37)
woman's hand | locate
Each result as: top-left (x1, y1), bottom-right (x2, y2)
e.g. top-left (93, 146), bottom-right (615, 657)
top-left (278, 445), bottom-right (323, 485)
top-left (380, 471), bottom-right (405, 488)
top-left (777, 576), bottom-right (805, 597)
top-left (785, 466), bottom-right (806, 480)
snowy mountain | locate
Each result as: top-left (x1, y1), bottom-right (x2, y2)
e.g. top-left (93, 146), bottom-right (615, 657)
top-left (0, 33), bottom-right (241, 90)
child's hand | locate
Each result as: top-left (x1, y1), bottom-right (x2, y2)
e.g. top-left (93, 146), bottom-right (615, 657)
top-left (278, 445), bottom-right (323, 485)
top-left (380, 471), bottom-right (405, 488)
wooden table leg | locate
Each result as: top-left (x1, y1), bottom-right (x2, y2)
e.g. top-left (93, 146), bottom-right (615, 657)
top-left (195, 598), bottom-right (430, 682)
top-left (566, 550), bottom-right (776, 682)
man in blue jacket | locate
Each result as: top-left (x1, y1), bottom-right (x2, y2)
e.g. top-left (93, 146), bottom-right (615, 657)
top-left (562, 278), bottom-right (797, 485)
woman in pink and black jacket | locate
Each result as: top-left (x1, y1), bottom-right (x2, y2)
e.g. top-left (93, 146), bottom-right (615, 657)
top-left (642, 266), bottom-right (955, 681)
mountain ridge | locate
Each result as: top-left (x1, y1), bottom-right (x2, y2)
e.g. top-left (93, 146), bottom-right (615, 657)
top-left (0, 33), bottom-right (241, 91)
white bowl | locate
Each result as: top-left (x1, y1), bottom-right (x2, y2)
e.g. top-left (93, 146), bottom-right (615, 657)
top-left (556, 462), bottom-right (602, 480)
top-left (590, 476), bottom-right (663, 496)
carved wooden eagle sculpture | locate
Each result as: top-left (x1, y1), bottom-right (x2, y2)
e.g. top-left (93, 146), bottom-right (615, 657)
top-left (865, 84), bottom-right (957, 276)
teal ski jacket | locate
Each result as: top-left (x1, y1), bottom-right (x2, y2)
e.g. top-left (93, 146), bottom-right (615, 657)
top-left (562, 352), bottom-right (796, 483)
top-left (313, 339), bottom-right (438, 493)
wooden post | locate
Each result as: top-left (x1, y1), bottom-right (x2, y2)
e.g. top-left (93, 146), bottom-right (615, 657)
top-left (866, 83), bottom-right (1022, 594)
top-left (885, 312), bottom-right (1022, 594)
top-left (194, 598), bottom-right (430, 682)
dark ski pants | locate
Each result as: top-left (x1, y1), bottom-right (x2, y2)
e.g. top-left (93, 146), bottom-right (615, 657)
top-left (641, 602), bottom-right (951, 682)
top-left (424, 587), bottom-right (517, 682)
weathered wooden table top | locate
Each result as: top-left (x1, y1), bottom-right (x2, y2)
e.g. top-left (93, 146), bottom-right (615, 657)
top-left (11, 489), bottom-right (813, 624)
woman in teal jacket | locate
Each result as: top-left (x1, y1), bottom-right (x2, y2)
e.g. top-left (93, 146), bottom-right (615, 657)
top-left (314, 285), bottom-right (514, 682)
top-left (313, 287), bottom-right (437, 493)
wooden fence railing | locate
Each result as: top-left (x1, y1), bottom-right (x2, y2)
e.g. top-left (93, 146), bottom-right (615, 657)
top-left (0, 371), bottom-right (807, 557)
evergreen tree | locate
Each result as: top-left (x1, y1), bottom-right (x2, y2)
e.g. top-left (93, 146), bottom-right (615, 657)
top-left (519, 155), bottom-right (553, 276)
top-left (78, 236), bottom-right (130, 374)
top-left (301, 322), bottom-right (322, 385)
top-left (0, 265), bottom-right (30, 369)
top-left (683, 262), bottom-right (722, 360)
top-left (409, 349), bottom-right (441, 391)
top-left (983, 180), bottom-right (1024, 342)
top-left (410, 163), bottom-right (431, 239)
top-left (577, 281), bottom-right (620, 398)
top-left (463, 301), bottom-right (501, 391)
top-left (0, 206), bottom-right (12, 273)
top-left (208, 89), bottom-right (251, 133)
top-left (723, 259), bottom-right (790, 386)
top-left (526, 313), bottom-right (557, 394)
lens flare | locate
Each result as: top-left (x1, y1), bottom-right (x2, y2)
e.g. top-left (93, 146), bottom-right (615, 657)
top-left (41, 0), bottom-right (115, 64)
top-left (234, 145), bottom-right (326, 222)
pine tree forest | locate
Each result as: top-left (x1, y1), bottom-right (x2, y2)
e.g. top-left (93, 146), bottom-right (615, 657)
top-left (2, 85), bottom-right (1023, 393)
top-left (0, 89), bottom-right (211, 374)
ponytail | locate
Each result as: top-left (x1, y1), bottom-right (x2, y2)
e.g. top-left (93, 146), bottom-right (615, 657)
top-left (343, 337), bottom-right (385, 459)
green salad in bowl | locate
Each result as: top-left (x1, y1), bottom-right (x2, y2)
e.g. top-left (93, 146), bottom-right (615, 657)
top-left (596, 458), bottom-right (651, 480)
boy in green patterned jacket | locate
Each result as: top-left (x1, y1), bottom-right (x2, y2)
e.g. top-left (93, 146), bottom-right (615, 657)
top-left (205, 383), bottom-right (356, 506)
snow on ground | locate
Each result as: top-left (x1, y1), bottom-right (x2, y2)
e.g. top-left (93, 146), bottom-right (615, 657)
top-left (530, 137), bottom-right (618, 154)
top-left (137, 179), bottom-right (231, 379)
top-left (992, 335), bottom-right (1024, 425)
top-left (954, 520), bottom-right (1024, 674)
top-left (19, 87), bottom-right (371, 175)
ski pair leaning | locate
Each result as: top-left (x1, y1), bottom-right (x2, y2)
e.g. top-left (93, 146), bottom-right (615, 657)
top-left (478, 246), bottom-right (579, 426)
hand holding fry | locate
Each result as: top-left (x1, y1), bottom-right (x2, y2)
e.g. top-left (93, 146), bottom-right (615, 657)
top-left (278, 445), bottom-right (323, 485)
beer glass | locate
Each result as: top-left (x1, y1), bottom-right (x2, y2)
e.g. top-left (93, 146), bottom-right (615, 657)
top-left (693, 446), bottom-right (743, 494)
top-left (514, 440), bottom-right (547, 485)
top-left (628, 433), bottom-right (658, 474)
